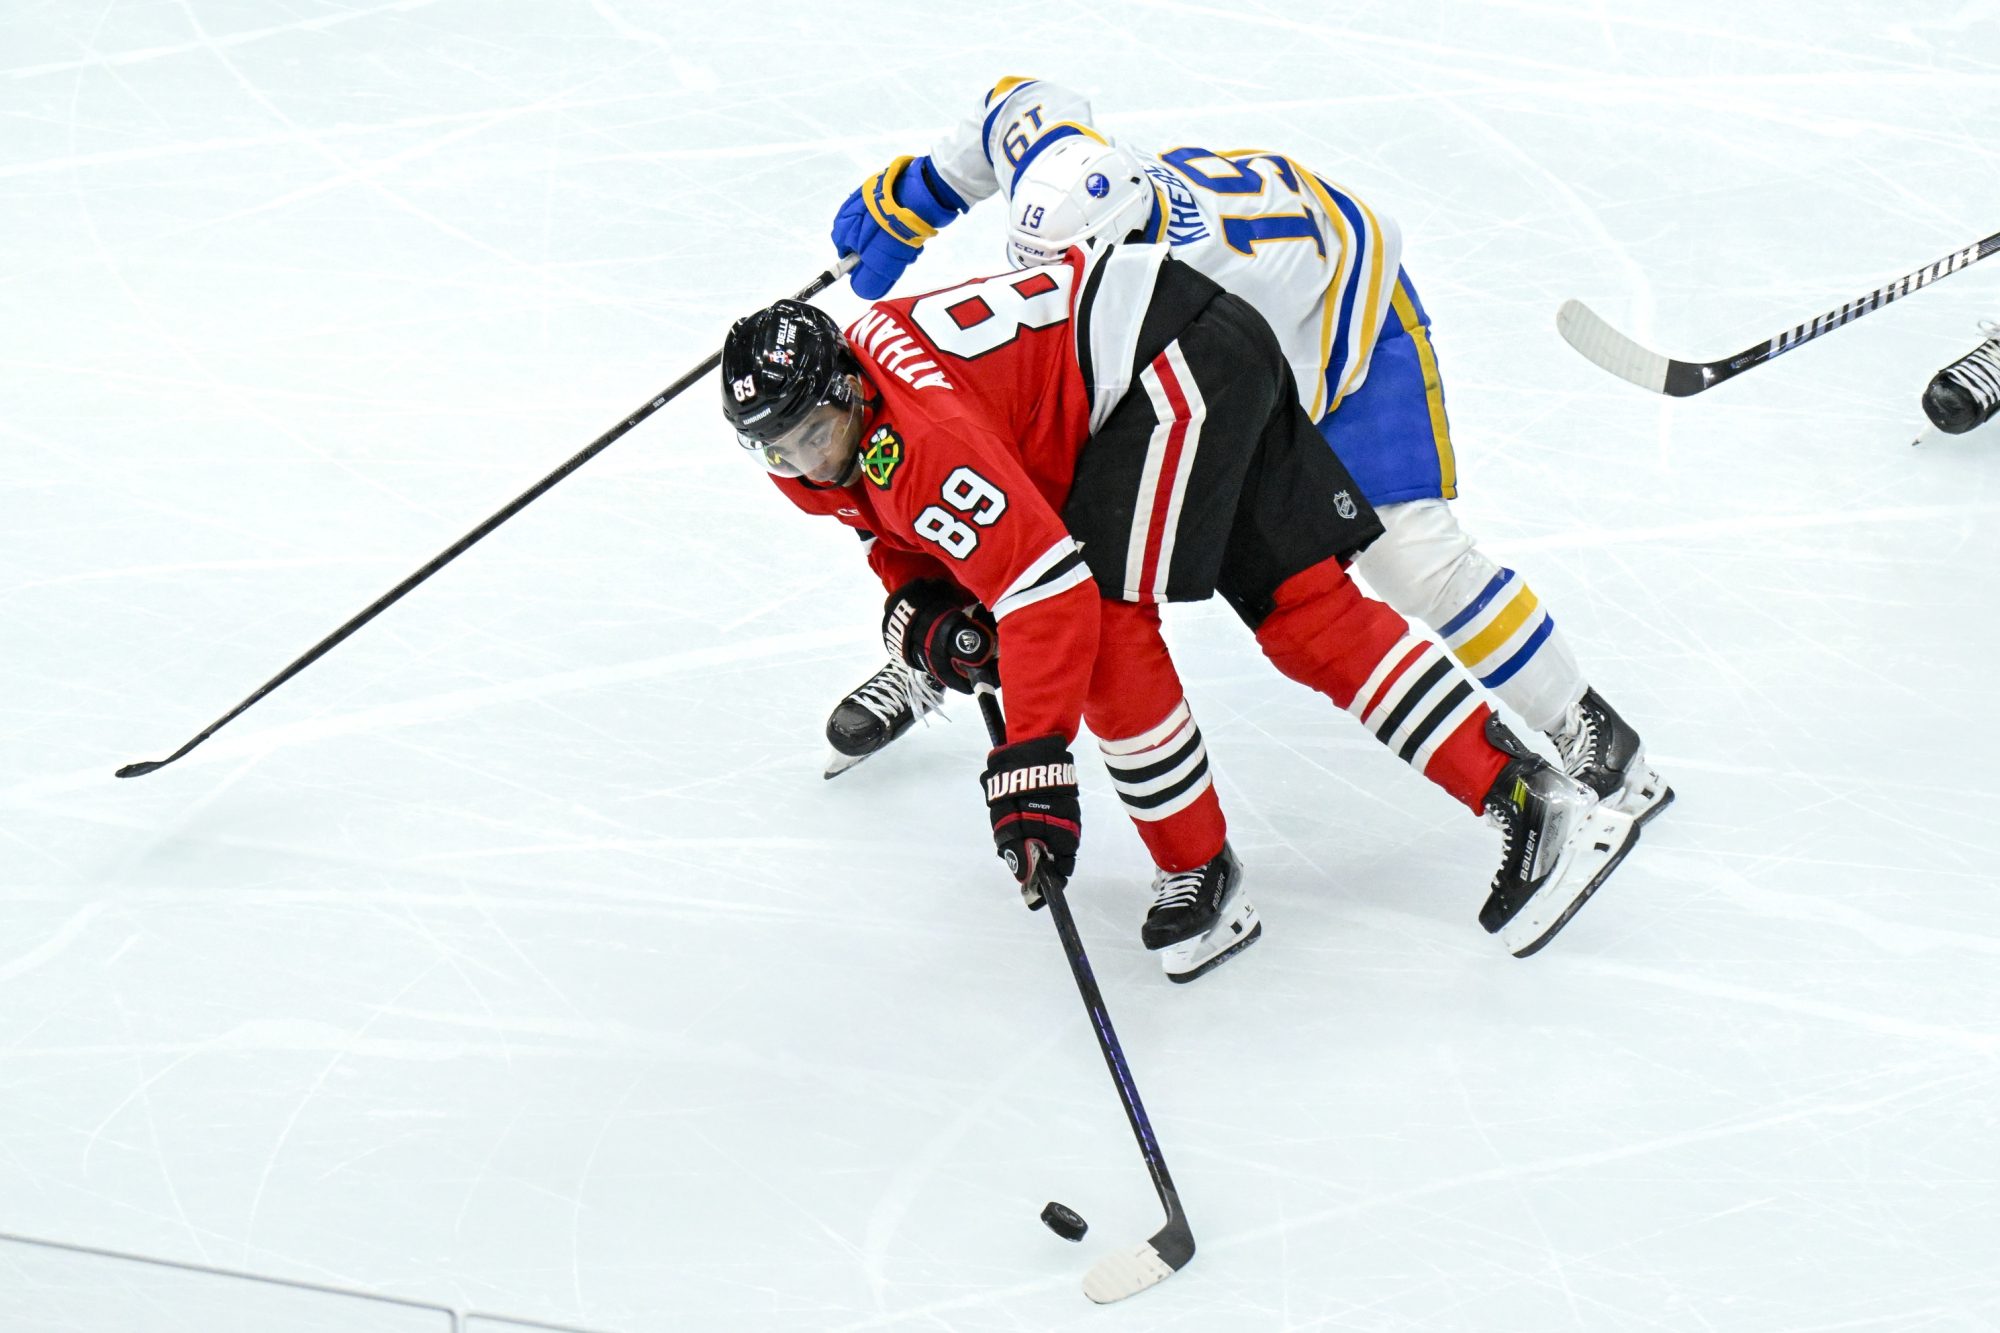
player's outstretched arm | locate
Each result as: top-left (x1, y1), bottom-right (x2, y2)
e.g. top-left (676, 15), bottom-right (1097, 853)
top-left (831, 78), bottom-right (1099, 299)
top-left (927, 77), bottom-right (1098, 207)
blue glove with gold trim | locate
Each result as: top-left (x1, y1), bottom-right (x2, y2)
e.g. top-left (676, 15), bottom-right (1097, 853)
top-left (831, 155), bottom-right (968, 299)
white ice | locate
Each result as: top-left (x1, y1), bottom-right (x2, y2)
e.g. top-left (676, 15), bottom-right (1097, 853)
top-left (4, 2), bottom-right (2000, 1329)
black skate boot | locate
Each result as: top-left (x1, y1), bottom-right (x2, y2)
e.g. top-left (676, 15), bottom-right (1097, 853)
top-left (1551, 687), bottom-right (1674, 828)
top-left (1141, 842), bottom-right (1262, 984)
top-left (1922, 321), bottom-right (2000, 435)
top-left (1479, 718), bottom-right (1638, 958)
top-left (823, 660), bottom-right (945, 779)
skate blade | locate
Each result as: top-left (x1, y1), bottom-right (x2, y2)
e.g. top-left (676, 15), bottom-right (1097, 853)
top-left (1615, 761), bottom-right (1675, 829)
top-left (1162, 902), bottom-right (1262, 984)
top-left (1627, 782), bottom-right (1675, 831)
top-left (823, 747), bottom-right (873, 780)
top-left (1502, 806), bottom-right (1638, 959)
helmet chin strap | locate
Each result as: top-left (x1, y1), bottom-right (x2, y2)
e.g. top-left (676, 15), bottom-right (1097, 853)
top-left (826, 392), bottom-right (869, 486)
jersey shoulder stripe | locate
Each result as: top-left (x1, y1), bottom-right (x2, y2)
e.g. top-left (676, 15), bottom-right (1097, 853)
top-left (985, 75), bottom-right (1035, 107)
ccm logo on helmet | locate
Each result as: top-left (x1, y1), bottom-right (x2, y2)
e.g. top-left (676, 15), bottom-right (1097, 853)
top-left (985, 764), bottom-right (1077, 799)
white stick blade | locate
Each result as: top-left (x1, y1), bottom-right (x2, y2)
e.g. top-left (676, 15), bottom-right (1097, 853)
top-left (1082, 1243), bottom-right (1176, 1303)
top-left (1556, 299), bottom-right (1672, 394)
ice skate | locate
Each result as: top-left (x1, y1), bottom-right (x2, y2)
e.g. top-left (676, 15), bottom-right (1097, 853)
top-left (1479, 722), bottom-right (1637, 958)
top-left (1921, 320), bottom-right (2000, 436)
top-left (823, 659), bottom-right (945, 778)
top-left (1142, 843), bottom-right (1262, 983)
top-left (1552, 687), bottom-right (1673, 828)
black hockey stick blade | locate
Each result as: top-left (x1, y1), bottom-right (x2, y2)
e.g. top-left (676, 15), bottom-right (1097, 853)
top-left (115, 255), bottom-right (856, 780)
top-left (1558, 228), bottom-right (2000, 398)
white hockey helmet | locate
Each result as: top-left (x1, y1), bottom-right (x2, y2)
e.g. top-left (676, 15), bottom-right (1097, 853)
top-left (1004, 133), bottom-right (1160, 269)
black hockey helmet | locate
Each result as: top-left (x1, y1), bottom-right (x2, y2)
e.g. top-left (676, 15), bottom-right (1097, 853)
top-left (721, 300), bottom-right (867, 482)
top-left (721, 300), bottom-right (857, 440)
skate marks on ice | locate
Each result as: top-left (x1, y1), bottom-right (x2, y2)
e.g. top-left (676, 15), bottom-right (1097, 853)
top-left (7, 0), bottom-right (2000, 1327)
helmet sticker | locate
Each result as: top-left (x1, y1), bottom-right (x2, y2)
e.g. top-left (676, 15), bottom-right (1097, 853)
top-left (1085, 172), bottom-right (1109, 198)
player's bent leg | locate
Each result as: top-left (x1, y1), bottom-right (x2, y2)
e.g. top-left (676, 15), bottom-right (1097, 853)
top-left (1087, 598), bottom-right (1260, 981)
top-left (1350, 500), bottom-right (1583, 732)
top-left (1352, 499), bottom-right (1672, 823)
top-left (1249, 555), bottom-right (1639, 952)
top-left (1322, 277), bottom-right (1670, 824)
top-left (1252, 554), bottom-right (1507, 812)
top-left (1088, 600), bottom-right (1227, 868)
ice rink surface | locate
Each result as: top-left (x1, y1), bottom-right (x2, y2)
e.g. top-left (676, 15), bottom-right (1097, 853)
top-left (5, 1), bottom-right (2000, 1328)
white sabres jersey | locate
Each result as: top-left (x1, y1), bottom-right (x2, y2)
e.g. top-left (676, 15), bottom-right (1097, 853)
top-left (929, 77), bottom-right (1404, 420)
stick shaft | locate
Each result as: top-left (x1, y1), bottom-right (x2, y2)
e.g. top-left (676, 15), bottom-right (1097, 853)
top-left (1711, 229), bottom-right (2000, 388)
top-left (973, 685), bottom-right (1190, 1251)
top-left (118, 262), bottom-right (848, 778)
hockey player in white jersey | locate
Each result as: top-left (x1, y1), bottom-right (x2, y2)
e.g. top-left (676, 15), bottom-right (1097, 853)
top-left (824, 76), bottom-right (1671, 834)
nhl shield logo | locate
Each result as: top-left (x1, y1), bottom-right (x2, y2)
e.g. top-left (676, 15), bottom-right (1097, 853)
top-left (1333, 490), bottom-right (1358, 520)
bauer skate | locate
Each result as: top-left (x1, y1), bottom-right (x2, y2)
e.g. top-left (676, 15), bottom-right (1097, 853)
top-left (1921, 320), bottom-right (2000, 436)
top-left (1480, 720), bottom-right (1637, 958)
top-left (1552, 688), bottom-right (1673, 828)
top-left (1142, 842), bottom-right (1261, 984)
top-left (824, 659), bottom-right (945, 779)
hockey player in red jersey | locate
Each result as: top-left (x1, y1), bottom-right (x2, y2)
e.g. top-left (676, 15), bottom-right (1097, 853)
top-left (818, 78), bottom-right (1670, 835)
top-left (721, 243), bottom-right (1639, 974)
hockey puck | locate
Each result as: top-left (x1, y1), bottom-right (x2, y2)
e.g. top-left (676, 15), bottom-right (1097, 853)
top-left (1040, 1201), bottom-right (1088, 1242)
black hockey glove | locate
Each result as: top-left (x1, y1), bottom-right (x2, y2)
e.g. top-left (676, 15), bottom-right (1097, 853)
top-left (882, 579), bottom-right (997, 694)
top-left (981, 734), bottom-right (1081, 904)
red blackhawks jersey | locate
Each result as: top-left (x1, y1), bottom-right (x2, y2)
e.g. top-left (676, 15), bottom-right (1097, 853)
top-left (773, 245), bottom-right (1179, 744)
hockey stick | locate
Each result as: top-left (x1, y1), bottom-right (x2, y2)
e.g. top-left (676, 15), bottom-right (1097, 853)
top-left (1558, 229), bottom-right (2000, 397)
top-left (972, 678), bottom-right (1195, 1304)
top-left (115, 256), bottom-right (856, 780)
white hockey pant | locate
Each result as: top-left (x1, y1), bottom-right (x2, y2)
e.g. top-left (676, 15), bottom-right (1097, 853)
top-left (1349, 499), bottom-right (1585, 735)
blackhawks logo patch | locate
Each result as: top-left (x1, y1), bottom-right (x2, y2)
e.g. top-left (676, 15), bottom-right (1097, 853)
top-left (861, 425), bottom-right (904, 488)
